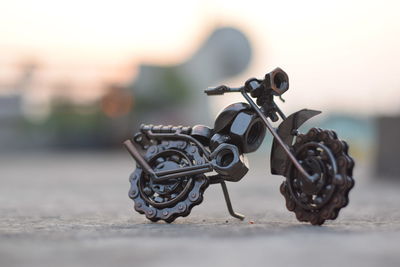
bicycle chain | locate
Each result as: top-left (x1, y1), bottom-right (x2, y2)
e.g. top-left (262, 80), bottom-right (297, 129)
top-left (280, 127), bottom-right (355, 225)
top-left (129, 140), bottom-right (209, 223)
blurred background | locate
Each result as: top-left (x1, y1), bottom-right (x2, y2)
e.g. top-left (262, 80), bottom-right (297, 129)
top-left (1, 1), bottom-right (400, 266)
top-left (1, 0), bottom-right (399, 178)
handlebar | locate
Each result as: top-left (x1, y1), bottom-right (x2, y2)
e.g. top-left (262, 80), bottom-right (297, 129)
top-left (204, 67), bottom-right (289, 97)
top-left (204, 85), bottom-right (230, 95)
top-left (204, 85), bottom-right (242, 95)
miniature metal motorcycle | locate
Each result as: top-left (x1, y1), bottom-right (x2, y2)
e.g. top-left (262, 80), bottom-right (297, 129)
top-left (124, 68), bottom-right (355, 225)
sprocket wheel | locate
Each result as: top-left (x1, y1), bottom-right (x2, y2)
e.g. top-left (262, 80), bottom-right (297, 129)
top-left (129, 140), bottom-right (209, 223)
top-left (280, 128), bottom-right (355, 225)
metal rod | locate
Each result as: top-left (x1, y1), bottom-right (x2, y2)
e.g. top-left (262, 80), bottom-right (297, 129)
top-left (124, 139), bottom-right (214, 182)
top-left (153, 166), bottom-right (213, 182)
top-left (123, 140), bottom-right (156, 177)
top-left (274, 102), bottom-right (287, 120)
top-left (226, 87), bottom-right (243, 93)
top-left (241, 91), bottom-right (314, 180)
top-left (155, 164), bottom-right (212, 176)
top-left (220, 181), bottom-right (245, 220)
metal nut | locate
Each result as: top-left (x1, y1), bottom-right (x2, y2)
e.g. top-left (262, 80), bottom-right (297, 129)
top-left (230, 112), bottom-right (266, 153)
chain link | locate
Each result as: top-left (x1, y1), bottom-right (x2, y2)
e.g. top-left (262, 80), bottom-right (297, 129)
top-left (129, 140), bottom-right (209, 223)
top-left (280, 128), bottom-right (355, 225)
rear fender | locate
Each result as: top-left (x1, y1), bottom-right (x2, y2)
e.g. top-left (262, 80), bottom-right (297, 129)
top-left (270, 109), bottom-right (321, 175)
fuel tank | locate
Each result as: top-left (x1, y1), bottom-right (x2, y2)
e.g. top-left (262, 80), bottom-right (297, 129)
top-left (214, 102), bottom-right (251, 133)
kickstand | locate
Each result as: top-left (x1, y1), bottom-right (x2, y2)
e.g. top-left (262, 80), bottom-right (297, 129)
top-left (220, 181), bottom-right (245, 221)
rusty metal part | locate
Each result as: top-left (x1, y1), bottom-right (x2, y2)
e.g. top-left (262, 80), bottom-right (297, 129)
top-left (280, 128), bottom-right (355, 225)
top-left (245, 68), bottom-right (289, 98)
top-left (263, 67), bottom-right (289, 96)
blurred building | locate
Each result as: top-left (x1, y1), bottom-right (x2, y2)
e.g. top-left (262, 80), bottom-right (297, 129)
top-left (0, 27), bottom-right (252, 149)
top-left (127, 27), bottom-right (252, 128)
top-left (0, 63), bottom-right (36, 150)
top-left (375, 116), bottom-right (400, 180)
top-left (0, 95), bottom-right (24, 149)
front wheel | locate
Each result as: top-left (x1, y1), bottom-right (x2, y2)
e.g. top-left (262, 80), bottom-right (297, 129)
top-left (280, 128), bottom-right (355, 225)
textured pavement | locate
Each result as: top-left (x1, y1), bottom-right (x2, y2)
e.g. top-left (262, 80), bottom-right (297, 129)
top-left (0, 151), bottom-right (399, 267)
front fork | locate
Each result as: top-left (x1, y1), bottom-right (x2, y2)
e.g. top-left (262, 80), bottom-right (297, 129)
top-left (270, 109), bottom-right (321, 176)
top-left (241, 91), bottom-right (322, 181)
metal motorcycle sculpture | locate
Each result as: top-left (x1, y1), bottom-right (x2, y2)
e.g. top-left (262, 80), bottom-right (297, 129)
top-left (124, 68), bottom-right (355, 225)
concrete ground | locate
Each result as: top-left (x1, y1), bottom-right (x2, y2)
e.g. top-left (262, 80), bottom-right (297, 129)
top-left (0, 151), bottom-right (399, 267)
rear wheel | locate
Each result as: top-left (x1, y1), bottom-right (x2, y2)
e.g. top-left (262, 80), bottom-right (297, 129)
top-left (280, 128), bottom-right (355, 225)
top-left (129, 140), bottom-right (209, 223)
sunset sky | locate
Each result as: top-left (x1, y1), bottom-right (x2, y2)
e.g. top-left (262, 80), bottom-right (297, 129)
top-left (1, 0), bottom-right (400, 116)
